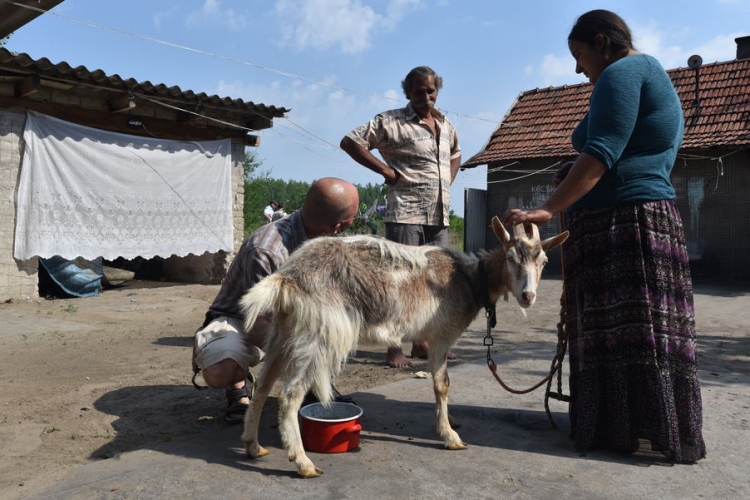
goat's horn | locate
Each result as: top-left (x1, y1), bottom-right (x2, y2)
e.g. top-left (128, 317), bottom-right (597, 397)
top-left (512, 223), bottom-right (526, 239)
top-left (530, 223), bottom-right (540, 241)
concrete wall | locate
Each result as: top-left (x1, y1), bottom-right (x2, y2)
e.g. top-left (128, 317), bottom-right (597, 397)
top-left (672, 149), bottom-right (750, 281)
top-left (0, 109), bottom-right (38, 301)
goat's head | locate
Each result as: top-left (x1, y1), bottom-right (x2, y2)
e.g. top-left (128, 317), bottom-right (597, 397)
top-left (491, 216), bottom-right (569, 308)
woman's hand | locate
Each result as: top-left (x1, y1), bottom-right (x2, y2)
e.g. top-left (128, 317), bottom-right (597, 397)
top-left (501, 208), bottom-right (554, 227)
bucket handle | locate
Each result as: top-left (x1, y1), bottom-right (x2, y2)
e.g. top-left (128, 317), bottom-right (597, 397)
top-left (341, 423), bottom-right (362, 434)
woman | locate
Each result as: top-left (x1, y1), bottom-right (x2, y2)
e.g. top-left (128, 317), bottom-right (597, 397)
top-left (502, 9), bottom-right (705, 463)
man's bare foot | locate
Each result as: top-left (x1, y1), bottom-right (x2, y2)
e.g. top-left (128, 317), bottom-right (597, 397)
top-left (386, 346), bottom-right (413, 369)
top-left (410, 342), bottom-right (429, 359)
top-left (411, 342), bottom-right (457, 361)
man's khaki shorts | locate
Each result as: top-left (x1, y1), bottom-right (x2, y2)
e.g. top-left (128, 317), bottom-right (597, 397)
top-left (193, 316), bottom-right (264, 373)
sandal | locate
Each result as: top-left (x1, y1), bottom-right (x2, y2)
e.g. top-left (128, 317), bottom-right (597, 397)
top-left (224, 374), bottom-right (254, 425)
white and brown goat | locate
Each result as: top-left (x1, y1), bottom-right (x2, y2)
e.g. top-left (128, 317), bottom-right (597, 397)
top-left (239, 216), bottom-right (568, 477)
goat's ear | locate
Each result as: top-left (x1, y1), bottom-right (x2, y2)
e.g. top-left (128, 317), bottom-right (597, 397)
top-left (541, 230), bottom-right (570, 251)
top-left (492, 216), bottom-right (511, 244)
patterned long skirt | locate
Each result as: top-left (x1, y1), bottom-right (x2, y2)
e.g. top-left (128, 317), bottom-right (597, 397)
top-left (562, 200), bottom-right (706, 463)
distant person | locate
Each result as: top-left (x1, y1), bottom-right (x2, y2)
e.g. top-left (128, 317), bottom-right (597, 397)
top-left (262, 200), bottom-right (278, 224)
top-left (340, 65), bottom-right (461, 369)
top-left (271, 201), bottom-right (288, 221)
top-left (192, 178), bottom-right (359, 424)
top-left (502, 9), bottom-right (705, 462)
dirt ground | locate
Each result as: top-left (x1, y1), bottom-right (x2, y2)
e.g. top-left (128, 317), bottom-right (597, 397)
top-left (0, 276), bottom-right (748, 497)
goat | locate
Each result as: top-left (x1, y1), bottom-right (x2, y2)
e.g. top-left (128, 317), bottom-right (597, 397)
top-left (239, 216), bottom-right (568, 477)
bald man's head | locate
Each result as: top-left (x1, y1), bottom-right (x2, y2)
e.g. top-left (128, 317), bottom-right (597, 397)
top-left (301, 177), bottom-right (360, 237)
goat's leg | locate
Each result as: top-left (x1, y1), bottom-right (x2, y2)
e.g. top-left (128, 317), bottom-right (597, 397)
top-left (278, 379), bottom-right (323, 478)
top-left (241, 377), bottom-right (271, 458)
top-left (242, 352), bottom-right (283, 458)
top-left (429, 342), bottom-right (467, 450)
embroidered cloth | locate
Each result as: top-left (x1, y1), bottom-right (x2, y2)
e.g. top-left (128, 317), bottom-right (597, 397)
top-left (14, 111), bottom-right (233, 260)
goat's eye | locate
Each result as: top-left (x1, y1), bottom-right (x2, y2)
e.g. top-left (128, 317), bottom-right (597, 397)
top-left (507, 248), bottom-right (519, 264)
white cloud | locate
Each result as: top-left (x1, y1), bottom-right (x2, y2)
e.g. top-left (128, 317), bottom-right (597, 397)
top-left (532, 18), bottom-right (743, 85)
top-left (537, 53), bottom-right (580, 86)
top-left (185, 0), bottom-right (248, 31)
top-left (152, 10), bottom-right (172, 30)
top-left (273, 0), bottom-right (421, 54)
top-left (630, 19), bottom-right (686, 68)
top-left (632, 19), bottom-right (742, 68)
top-left (684, 33), bottom-right (745, 64)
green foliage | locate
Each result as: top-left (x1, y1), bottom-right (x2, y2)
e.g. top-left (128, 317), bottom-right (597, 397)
top-left (448, 210), bottom-right (465, 250)
top-left (243, 176), bottom-right (310, 236)
top-left (242, 150), bottom-right (267, 182)
top-left (349, 183), bottom-right (387, 236)
top-left (357, 183), bottom-right (387, 210)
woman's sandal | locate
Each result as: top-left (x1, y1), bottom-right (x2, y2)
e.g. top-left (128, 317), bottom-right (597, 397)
top-left (224, 374), bottom-right (254, 425)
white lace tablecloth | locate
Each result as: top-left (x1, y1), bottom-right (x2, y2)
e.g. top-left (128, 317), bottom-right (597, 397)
top-left (14, 111), bottom-right (234, 260)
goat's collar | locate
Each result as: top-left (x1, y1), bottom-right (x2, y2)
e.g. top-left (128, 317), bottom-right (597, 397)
top-left (477, 260), bottom-right (497, 329)
top-left (477, 260), bottom-right (492, 309)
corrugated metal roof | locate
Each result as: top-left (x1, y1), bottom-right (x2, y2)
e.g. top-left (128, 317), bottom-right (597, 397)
top-left (0, 0), bottom-right (65, 39)
top-left (0, 48), bottom-right (289, 133)
top-left (464, 57), bottom-right (750, 168)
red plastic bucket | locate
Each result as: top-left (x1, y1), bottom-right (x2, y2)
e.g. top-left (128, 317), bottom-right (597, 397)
top-left (299, 402), bottom-right (363, 453)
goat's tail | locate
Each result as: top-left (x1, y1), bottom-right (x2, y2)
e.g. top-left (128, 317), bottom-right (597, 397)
top-left (238, 274), bottom-right (286, 333)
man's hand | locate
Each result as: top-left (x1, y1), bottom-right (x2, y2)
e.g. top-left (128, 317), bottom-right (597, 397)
top-left (384, 168), bottom-right (401, 186)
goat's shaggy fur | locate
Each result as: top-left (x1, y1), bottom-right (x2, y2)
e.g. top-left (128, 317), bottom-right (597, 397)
top-left (240, 216), bottom-right (568, 477)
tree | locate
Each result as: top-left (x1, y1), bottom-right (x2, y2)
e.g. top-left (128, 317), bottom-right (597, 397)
top-left (242, 150), bottom-right (267, 182)
top-left (448, 210), bottom-right (464, 250)
top-left (243, 177), bottom-right (309, 236)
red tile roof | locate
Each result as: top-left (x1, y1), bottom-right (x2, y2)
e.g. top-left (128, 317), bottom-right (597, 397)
top-left (463, 58), bottom-right (750, 168)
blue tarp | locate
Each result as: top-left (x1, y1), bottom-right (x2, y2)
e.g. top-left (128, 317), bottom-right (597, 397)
top-left (39, 256), bottom-right (103, 298)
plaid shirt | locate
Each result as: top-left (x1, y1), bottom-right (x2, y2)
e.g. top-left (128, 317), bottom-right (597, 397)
top-left (203, 210), bottom-right (308, 324)
top-left (345, 103), bottom-right (461, 226)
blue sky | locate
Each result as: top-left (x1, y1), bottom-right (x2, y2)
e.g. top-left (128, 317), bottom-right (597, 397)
top-left (6, 0), bottom-right (750, 215)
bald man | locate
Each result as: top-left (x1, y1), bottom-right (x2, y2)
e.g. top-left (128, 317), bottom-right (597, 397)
top-left (192, 177), bottom-right (360, 424)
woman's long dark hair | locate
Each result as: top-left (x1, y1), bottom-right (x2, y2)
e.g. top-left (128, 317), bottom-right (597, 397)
top-left (568, 9), bottom-right (633, 61)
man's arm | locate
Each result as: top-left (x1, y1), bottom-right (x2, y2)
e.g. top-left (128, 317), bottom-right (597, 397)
top-left (450, 155), bottom-right (461, 183)
top-left (340, 135), bottom-right (400, 185)
top-left (449, 127), bottom-right (461, 183)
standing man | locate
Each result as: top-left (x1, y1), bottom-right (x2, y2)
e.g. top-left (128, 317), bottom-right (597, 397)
top-left (192, 178), bottom-right (359, 424)
top-left (262, 200), bottom-right (278, 223)
top-left (340, 66), bottom-right (461, 369)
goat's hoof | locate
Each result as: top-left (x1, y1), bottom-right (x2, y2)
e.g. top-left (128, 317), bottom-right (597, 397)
top-left (445, 441), bottom-right (468, 450)
top-left (299, 465), bottom-right (324, 478)
top-left (245, 442), bottom-right (270, 458)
